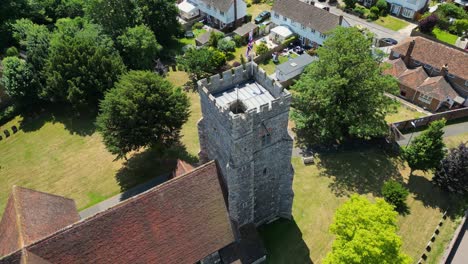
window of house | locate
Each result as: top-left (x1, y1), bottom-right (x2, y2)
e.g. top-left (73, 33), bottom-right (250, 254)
top-left (447, 73), bottom-right (455, 79)
top-left (261, 133), bottom-right (271, 146)
top-left (311, 28), bottom-right (315, 33)
top-left (207, 4), bottom-right (211, 9)
top-left (291, 21), bottom-right (297, 26)
top-left (400, 91), bottom-right (407, 97)
top-left (274, 12), bottom-right (279, 19)
top-left (424, 64), bottom-right (432, 70)
top-left (433, 68), bottom-right (441, 73)
top-left (263, 168), bottom-right (267, 175)
top-left (220, 11), bottom-right (224, 16)
top-left (319, 33), bottom-right (326, 38)
top-left (465, 80), bottom-right (468, 86)
top-left (419, 94), bottom-right (432, 104)
top-left (301, 24), bottom-right (306, 30)
top-left (401, 8), bottom-right (414, 18)
top-left (283, 16), bottom-right (287, 21)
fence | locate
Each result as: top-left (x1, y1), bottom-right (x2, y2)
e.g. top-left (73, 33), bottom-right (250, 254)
top-left (392, 107), bottom-right (468, 131)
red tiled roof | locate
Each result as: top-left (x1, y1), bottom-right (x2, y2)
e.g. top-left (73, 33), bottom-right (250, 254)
top-left (0, 187), bottom-right (79, 257)
top-left (10, 161), bottom-right (235, 264)
top-left (391, 37), bottom-right (468, 80)
top-left (417, 76), bottom-right (460, 101)
top-left (172, 159), bottom-right (195, 178)
top-left (398, 67), bottom-right (428, 88)
top-left (383, 58), bottom-right (408, 77)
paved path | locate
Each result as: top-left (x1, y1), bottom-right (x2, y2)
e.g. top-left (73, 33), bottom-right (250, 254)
top-left (451, 222), bottom-right (468, 264)
top-left (79, 173), bottom-right (171, 219)
top-left (397, 121), bottom-right (468, 147)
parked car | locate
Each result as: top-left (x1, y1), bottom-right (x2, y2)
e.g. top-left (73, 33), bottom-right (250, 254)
top-left (381, 38), bottom-right (398, 45)
top-left (185, 31), bottom-right (194, 38)
top-left (254, 11), bottom-right (271, 24)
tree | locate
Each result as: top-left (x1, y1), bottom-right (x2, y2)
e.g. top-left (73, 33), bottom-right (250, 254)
top-left (291, 27), bottom-right (398, 145)
top-left (381, 180), bottom-right (409, 212)
top-left (217, 38), bottom-right (236, 53)
top-left (208, 31), bottom-right (225, 48)
top-left (453, 19), bottom-right (468, 35)
top-left (403, 119), bottom-right (446, 173)
top-left (137, 0), bottom-right (181, 45)
top-left (376, 0), bottom-right (388, 15)
top-left (1, 57), bottom-right (38, 104)
top-left (44, 18), bottom-right (125, 111)
top-left (323, 195), bottom-right (411, 264)
top-left (96, 71), bottom-right (190, 159)
top-left (433, 143), bottom-right (468, 194)
top-left (178, 47), bottom-right (226, 80)
top-left (343, 0), bottom-right (357, 9)
top-left (419, 13), bottom-right (439, 34)
top-left (5, 47), bottom-right (19, 57)
top-left (117, 25), bottom-right (162, 70)
top-left (369, 6), bottom-right (380, 20)
top-left (256, 42), bottom-right (269, 56)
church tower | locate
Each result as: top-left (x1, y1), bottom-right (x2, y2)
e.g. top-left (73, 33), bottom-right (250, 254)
top-left (197, 62), bottom-right (294, 226)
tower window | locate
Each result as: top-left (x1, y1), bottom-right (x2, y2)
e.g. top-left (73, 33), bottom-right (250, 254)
top-left (261, 133), bottom-right (272, 146)
top-left (263, 168), bottom-right (267, 175)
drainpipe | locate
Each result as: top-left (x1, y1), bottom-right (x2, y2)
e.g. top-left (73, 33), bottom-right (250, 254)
top-left (234, 0), bottom-right (238, 26)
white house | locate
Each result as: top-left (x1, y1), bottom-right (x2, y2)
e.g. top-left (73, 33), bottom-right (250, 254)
top-left (387, 0), bottom-right (429, 19)
top-left (178, 1), bottom-right (200, 21)
top-left (271, 0), bottom-right (350, 47)
top-left (194, 0), bottom-right (247, 30)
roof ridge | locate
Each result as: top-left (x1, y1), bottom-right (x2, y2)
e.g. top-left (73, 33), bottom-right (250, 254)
top-left (12, 186), bottom-right (25, 249)
top-left (22, 160), bottom-right (219, 249)
top-left (12, 186), bottom-right (76, 203)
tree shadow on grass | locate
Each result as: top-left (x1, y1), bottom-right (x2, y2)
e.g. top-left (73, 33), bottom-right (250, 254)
top-left (115, 143), bottom-right (199, 194)
top-left (407, 174), bottom-right (467, 219)
top-left (258, 218), bottom-right (313, 264)
top-left (317, 148), bottom-right (404, 197)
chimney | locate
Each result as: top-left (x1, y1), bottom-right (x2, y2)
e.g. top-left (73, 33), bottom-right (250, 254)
top-left (310, 1), bottom-right (315, 6)
top-left (441, 64), bottom-right (449, 76)
top-left (339, 15), bottom-right (343, 25)
top-left (404, 40), bottom-right (415, 65)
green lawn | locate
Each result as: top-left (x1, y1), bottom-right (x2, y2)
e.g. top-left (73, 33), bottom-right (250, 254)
top-left (374, 15), bottom-right (410, 31)
top-left (432, 27), bottom-right (458, 45)
top-left (445, 132), bottom-right (468, 148)
top-left (260, 149), bottom-right (465, 263)
top-left (247, 1), bottom-right (272, 19)
top-left (259, 53), bottom-right (298, 75)
top-left (386, 102), bottom-right (426, 124)
top-left (178, 28), bottom-right (207, 46)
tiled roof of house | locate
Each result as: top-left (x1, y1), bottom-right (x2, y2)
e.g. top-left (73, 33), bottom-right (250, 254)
top-left (398, 67), bottom-right (429, 88)
top-left (391, 37), bottom-right (468, 80)
top-left (199, 0), bottom-right (233, 12)
top-left (0, 186), bottom-right (79, 257)
top-left (0, 161), bottom-right (235, 264)
top-left (417, 76), bottom-right (460, 101)
top-left (383, 58), bottom-right (408, 77)
top-left (272, 0), bottom-right (343, 33)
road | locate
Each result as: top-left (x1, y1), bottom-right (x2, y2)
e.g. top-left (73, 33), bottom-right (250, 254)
top-left (450, 222), bottom-right (468, 264)
top-left (397, 121), bottom-right (468, 147)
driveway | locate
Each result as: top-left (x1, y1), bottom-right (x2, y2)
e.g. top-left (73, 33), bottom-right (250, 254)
top-left (397, 121), bottom-right (468, 147)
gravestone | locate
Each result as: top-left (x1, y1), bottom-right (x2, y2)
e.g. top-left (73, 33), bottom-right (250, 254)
top-left (4, 130), bottom-right (10, 138)
top-left (11, 126), bottom-right (18, 134)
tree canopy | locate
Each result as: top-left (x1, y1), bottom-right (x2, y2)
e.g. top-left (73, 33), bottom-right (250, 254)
top-left (403, 119), bottom-right (446, 173)
top-left (43, 17), bottom-right (125, 111)
top-left (1, 56), bottom-right (38, 104)
top-left (96, 71), bottom-right (190, 159)
top-left (433, 142), bottom-right (468, 194)
top-left (324, 195), bottom-right (411, 264)
top-left (137, 0), bottom-right (181, 45)
top-left (178, 47), bottom-right (226, 80)
top-left (291, 27), bottom-right (398, 145)
top-left (117, 25), bottom-right (161, 70)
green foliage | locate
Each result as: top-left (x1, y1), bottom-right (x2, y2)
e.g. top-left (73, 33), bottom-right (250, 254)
top-left (256, 42), bottom-right (269, 56)
top-left (403, 119), bottom-right (446, 173)
top-left (0, 105), bottom-right (18, 125)
top-left (381, 180), bottom-right (409, 211)
top-left (344, 0), bottom-right (357, 9)
top-left (178, 47), bottom-right (226, 80)
top-left (233, 34), bottom-right (245, 47)
top-left (117, 24), bottom-right (161, 70)
top-left (5, 47), bottom-right (19, 57)
top-left (96, 70), bottom-right (190, 158)
top-left (208, 31), bottom-right (225, 48)
top-left (240, 54), bottom-right (246, 65)
top-left (291, 27), bottom-right (398, 145)
top-left (136, 0), bottom-right (181, 44)
top-left (192, 22), bottom-right (204, 30)
top-left (369, 6), bottom-right (380, 20)
top-left (437, 3), bottom-right (468, 20)
top-left (323, 195), bottom-right (412, 264)
top-left (453, 19), bottom-right (468, 35)
top-left (1, 56), bottom-right (38, 104)
top-left (217, 38), bottom-right (236, 53)
top-left (433, 143), bottom-right (468, 194)
top-left (376, 0), bottom-right (388, 15)
top-left (43, 18), bottom-right (125, 111)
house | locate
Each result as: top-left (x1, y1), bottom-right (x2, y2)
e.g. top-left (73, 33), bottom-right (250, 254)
top-left (390, 37), bottom-right (468, 100)
top-left (0, 162), bottom-right (267, 264)
top-left (271, 0), bottom-right (350, 47)
top-left (387, 0), bottom-right (429, 20)
top-left (275, 53), bottom-right (317, 86)
top-left (195, 0), bottom-right (247, 30)
top-left (178, 0), bottom-right (200, 21)
top-left (384, 58), bottom-right (465, 112)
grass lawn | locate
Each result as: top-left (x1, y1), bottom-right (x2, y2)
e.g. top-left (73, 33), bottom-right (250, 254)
top-left (247, 1), bottom-right (273, 19)
top-left (445, 132), bottom-right (468, 148)
top-left (259, 53), bottom-right (298, 75)
top-left (374, 15), bottom-right (410, 31)
top-left (432, 27), bottom-right (458, 45)
top-left (386, 102), bottom-right (426, 124)
top-left (178, 28), bottom-right (207, 46)
top-left (260, 147), bottom-right (466, 263)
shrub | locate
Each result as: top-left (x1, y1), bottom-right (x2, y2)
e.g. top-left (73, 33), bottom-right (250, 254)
top-left (232, 61), bottom-right (241, 67)
top-left (217, 38), bottom-right (236, 53)
top-left (208, 31), bottom-right (225, 48)
top-left (344, 0), bottom-right (357, 9)
top-left (382, 180), bottom-right (409, 211)
top-left (233, 35), bottom-right (245, 47)
top-left (5, 47), bottom-right (19, 57)
top-left (246, 13), bottom-right (253, 22)
top-left (256, 42), bottom-right (269, 56)
top-left (376, 0), bottom-right (388, 15)
top-left (437, 3), bottom-right (468, 20)
top-left (353, 6), bottom-right (366, 17)
top-left (369, 7), bottom-right (380, 20)
top-left (246, 3), bottom-right (251, 7)
top-left (453, 19), bottom-right (468, 35)
top-left (433, 143), bottom-right (468, 194)
top-left (0, 105), bottom-right (18, 125)
top-left (192, 22), bottom-right (204, 30)
top-left (419, 13), bottom-right (439, 33)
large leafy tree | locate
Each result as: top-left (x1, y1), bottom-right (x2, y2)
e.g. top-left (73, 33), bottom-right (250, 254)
top-left (324, 195), bottom-right (411, 264)
top-left (117, 25), bottom-right (162, 70)
top-left (291, 27), bottom-right (398, 145)
top-left (137, 0), bottom-right (181, 44)
top-left (0, 0), bottom-right (29, 49)
top-left (1, 57), bottom-right (39, 104)
top-left (433, 143), bottom-right (468, 194)
top-left (403, 119), bottom-right (446, 174)
top-left (96, 71), bottom-right (190, 159)
top-left (43, 18), bottom-right (125, 111)
top-left (178, 47), bottom-right (226, 80)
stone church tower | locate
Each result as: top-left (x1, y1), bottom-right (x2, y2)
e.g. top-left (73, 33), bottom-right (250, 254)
top-left (197, 62), bottom-right (294, 226)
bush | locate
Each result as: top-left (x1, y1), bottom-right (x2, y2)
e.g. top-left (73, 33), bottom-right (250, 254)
top-left (233, 35), bottom-right (245, 47)
top-left (344, 0), bottom-right (357, 9)
top-left (376, 0), bottom-right (388, 15)
top-left (437, 3), bottom-right (468, 20)
top-left (0, 105), bottom-right (18, 125)
top-left (232, 61), bottom-right (241, 67)
top-left (433, 143), bottom-right (468, 194)
top-left (5, 47), bottom-right (19, 57)
top-left (419, 13), bottom-right (439, 33)
top-left (256, 42), bottom-right (269, 56)
top-left (453, 19), bottom-right (468, 35)
top-left (217, 38), bottom-right (236, 53)
top-left (208, 31), bottom-right (225, 48)
top-left (353, 6), bottom-right (367, 17)
top-left (246, 3), bottom-right (251, 7)
top-left (246, 13), bottom-right (253, 22)
top-left (382, 180), bottom-right (409, 211)
top-left (369, 6), bottom-right (380, 20)
top-left (192, 22), bottom-right (204, 30)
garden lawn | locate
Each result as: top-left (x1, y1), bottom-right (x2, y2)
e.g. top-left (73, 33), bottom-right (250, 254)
top-left (386, 102), bottom-right (426, 123)
top-left (432, 28), bottom-right (458, 45)
top-left (374, 15), bottom-right (410, 31)
top-left (247, 1), bottom-right (273, 19)
top-left (178, 28), bottom-right (207, 46)
top-left (444, 132), bottom-right (468, 148)
top-left (259, 53), bottom-right (298, 75)
top-left (260, 147), bottom-right (465, 263)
